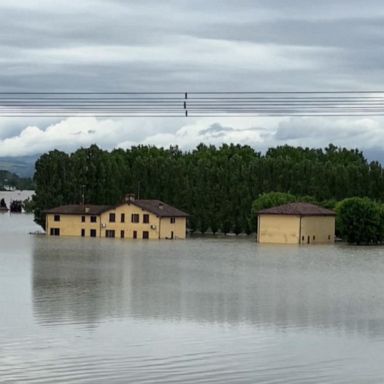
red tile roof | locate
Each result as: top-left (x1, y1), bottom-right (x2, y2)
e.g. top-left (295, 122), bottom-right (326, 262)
top-left (258, 202), bottom-right (336, 216)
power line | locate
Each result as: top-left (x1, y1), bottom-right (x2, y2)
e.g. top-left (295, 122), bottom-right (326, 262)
top-left (0, 91), bottom-right (383, 117)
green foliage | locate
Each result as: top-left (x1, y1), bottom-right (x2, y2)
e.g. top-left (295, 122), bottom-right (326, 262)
top-left (250, 192), bottom-right (297, 232)
top-left (32, 143), bottom-right (384, 235)
top-left (336, 197), bottom-right (384, 244)
top-left (22, 197), bottom-right (35, 213)
top-left (252, 192), bottom-right (297, 211)
top-left (0, 170), bottom-right (34, 190)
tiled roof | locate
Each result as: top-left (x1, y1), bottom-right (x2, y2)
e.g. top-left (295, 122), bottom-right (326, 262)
top-left (258, 202), bottom-right (336, 216)
top-left (132, 199), bottom-right (189, 217)
top-left (43, 200), bottom-right (188, 217)
top-left (44, 204), bottom-right (112, 215)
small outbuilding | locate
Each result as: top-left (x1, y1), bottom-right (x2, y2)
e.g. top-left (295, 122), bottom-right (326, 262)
top-left (257, 202), bottom-right (336, 245)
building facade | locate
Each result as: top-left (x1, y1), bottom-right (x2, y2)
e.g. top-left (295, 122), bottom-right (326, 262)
top-left (45, 198), bottom-right (188, 240)
top-left (257, 202), bottom-right (335, 245)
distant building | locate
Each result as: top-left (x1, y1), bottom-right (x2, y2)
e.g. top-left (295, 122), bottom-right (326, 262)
top-left (44, 196), bottom-right (188, 240)
top-left (257, 202), bottom-right (335, 245)
top-left (0, 198), bottom-right (8, 211)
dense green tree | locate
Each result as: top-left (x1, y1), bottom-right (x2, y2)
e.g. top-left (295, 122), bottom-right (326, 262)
top-left (0, 170), bottom-right (34, 190)
top-left (33, 150), bottom-right (71, 228)
top-left (32, 143), bottom-right (384, 235)
top-left (336, 197), bottom-right (383, 244)
top-left (251, 192), bottom-right (297, 213)
top-left (250, 192), bottom-right (297, 232)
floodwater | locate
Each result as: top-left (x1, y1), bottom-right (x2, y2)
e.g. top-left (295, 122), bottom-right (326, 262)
top-left (0, 190), bottom-right (34, 207)
top-left (1, 214), bottom-right (384, 383)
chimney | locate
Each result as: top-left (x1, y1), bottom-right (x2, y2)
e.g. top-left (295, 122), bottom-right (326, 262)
top-left (85, 207), bottom-right (90, 213)
top-left (158, 202), bottom-right (164, 210)
top-left (125, 193), bottom-right (135, 204)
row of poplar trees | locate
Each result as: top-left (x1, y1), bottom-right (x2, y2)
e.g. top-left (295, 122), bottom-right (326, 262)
top-left (33, 143), bottom-right (384, 232)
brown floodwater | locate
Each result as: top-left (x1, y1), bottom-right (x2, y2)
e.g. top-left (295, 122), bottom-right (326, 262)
top-left (1, 213), bottom-right (384, 383)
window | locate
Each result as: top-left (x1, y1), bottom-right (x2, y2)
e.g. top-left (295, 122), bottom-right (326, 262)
top-left (106, 230), bottom-right (115, 238)
top-left (109, 213), bottom-right (116, 223)
top-left (54, 214), bottom-right (60, 222)
top-left (90, 229), bottom-right (97, 238)
top-left (313, 235), bottom-right (316, 241)
top-left (143, 214), bottom-right (149, 223)
top-left (120, 230), bottom-right (125, 239)
top-left (50, 228), bottom-right (60, 236)
top-left (143, 231), bottom-right (149, 239)
top-left (131, 214), bottom-right (139, 223)
top-left (121, 213), bottom-right (125, 223)
top-left (170, 217), bottom-right (176, 224)
top-left (90, 216), bottom-right (97, 223)
top-left (328, 235), bottom-right (331, 240)
top-left (81, 229), bottom-right (85, 237)
top-left (133, 230), bottom-right (137, 239)
top-left (81, 216), bottom-right (85, 223)
top-left (301, 236), bottom-right (304, 242)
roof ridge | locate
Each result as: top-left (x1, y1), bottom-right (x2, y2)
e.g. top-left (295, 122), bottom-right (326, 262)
top-left (44, 200), bottom-right (188, 217)
top-left (258, 201), bottom-right (335, 216)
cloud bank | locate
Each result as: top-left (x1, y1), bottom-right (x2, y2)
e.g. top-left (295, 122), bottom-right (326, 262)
top-left (0, 0), bottom-right (383, 158)
top-left (1, 116), bottom-right (384, 163)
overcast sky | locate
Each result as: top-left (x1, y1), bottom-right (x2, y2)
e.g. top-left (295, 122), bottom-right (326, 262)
top-left (0, 0), bottom-right (384, 159)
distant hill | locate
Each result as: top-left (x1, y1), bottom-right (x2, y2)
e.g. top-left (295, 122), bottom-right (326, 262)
top-left (0, 155), bottom-right (39, 178)
top-left (0, 169), bottom-right (34, 190)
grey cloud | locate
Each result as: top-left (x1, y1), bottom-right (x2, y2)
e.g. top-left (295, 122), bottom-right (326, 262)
top-left (363, 147), bottom-right (384, 164)
top-left (0, 0), bottom-right (384, 158)
top-left (199, 123), bottom-right (234, 136)
top-left (193, 18), bottom-right (384, 49)
top-left (272, 117), bottom-right (384, 151)
top-left (0, 0), bottom-right (383, 93)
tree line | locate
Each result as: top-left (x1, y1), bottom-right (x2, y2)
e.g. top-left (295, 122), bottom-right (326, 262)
top-left (0, 170), bottom-right (34, 191)
top-left (32, 143), bottom-right (384, 236)
top-left (251, 192), bottom-right (384, 245)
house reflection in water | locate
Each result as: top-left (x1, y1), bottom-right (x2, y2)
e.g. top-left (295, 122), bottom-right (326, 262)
top-left (32, 237), bottom-right (384, 338)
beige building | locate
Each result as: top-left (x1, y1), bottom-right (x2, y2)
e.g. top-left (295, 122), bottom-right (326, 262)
top-left (257, 202), bottom-right (335, 245)
top-left (45, 197), bottom-right (188, 240)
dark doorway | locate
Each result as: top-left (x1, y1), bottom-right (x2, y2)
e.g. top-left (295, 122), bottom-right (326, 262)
top-left (50, 228), bottom-right (60, 236)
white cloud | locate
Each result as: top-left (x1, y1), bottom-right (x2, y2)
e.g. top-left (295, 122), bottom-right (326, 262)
top-left (2, 115), bottom-right (383, 158)
top-left (0, 117), bottom-right (123, 156)
top-left (273, 117), bottom-right (384, 148)
top-left (138, 119), bottom-right (268, 149)
top-left (0, 116), bottom-right (270, 156)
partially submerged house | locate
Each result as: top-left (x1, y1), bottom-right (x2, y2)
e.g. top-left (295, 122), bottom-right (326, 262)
top-left (257, 202), bottom-right (335, 245)
top-left (44, 196), bottom-right (188, 240)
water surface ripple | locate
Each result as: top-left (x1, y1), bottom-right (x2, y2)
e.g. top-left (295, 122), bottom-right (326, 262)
top-left (1, 214), bottom-right (384, 383)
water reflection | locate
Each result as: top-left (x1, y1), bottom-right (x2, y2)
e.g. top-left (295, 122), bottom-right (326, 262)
top-left (32, 237), bottom-right (384, 337)
top-left (32, 238), bottom-right (132, 325)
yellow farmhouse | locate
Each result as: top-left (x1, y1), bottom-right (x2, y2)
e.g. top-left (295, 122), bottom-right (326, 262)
top-left (257, 202), bottom-right (335, 245)
top-left (45, 196), bottom-right (188, 240)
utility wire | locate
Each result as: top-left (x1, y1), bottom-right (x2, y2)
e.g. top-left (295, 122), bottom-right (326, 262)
top-left (0, 92), bottom-right (383, 117)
